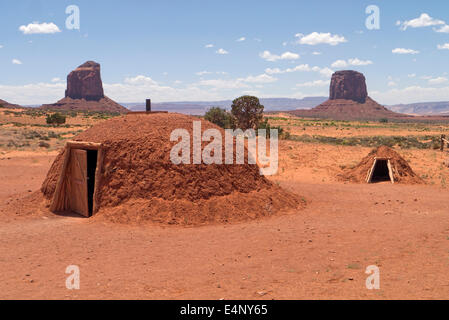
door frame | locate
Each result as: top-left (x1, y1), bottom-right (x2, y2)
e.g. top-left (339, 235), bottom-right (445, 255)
top-left (50, 141), bottom-right (104, 216)
top-left (365, 157), bottom-right (395, 184)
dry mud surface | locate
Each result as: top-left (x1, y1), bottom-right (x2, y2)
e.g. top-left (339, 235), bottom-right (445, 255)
top-left (1, 143), bottom-right (449, 299)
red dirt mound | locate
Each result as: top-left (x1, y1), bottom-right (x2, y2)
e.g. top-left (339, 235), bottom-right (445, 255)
top-left (41, 113), bottom-right (302, 225)
top-left (340, 146), bottom-right (423, 184)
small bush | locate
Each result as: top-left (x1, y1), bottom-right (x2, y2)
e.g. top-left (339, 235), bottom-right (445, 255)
top-left (46, 113), bottom-right (66, 125)
top-left (204, 107), bottom-right (234, 129)
top-left (39, 141), bottom-right (50, 148)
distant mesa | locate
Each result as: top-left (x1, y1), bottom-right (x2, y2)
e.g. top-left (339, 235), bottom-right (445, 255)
top-left (0, 99), bottom-right (24, 109)
top-left (290, 70), bottom-right (410, 121)
top-left (41, 61), bottom-right (128, 113)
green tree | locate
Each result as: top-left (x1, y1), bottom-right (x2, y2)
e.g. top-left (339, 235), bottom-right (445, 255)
top-left (231, 95), bottom-right (264, 130)
top-left (204, 107), bottom-right (234, 129)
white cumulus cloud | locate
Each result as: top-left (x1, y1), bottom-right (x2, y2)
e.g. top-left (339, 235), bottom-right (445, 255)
top-left (196, 73), bottom-right (277, 90)
top-left (216, 48), bottom-right (229, 55)
top-left (296, 79), bottom-right (329, 87)
top-left (371, 85), bottom-right (449, 105)
top-left (259, 50), bottom-right (300, 62)
top-left (435, 25), bottom-right (449, 33)
top-left (124, 75), bottom-right (158, 85)
top-left (392, 48), bottom-right (419, 54)
top-left (331, 60), bottom-right (348, 68)
top-left (437, 43), bottom-right (449, 50)
top-left (236, 37), bottom-right (246, 42)
top-left (428, 77), bottom-right (448, 85)
top-left (265, 64), bottom-right (333, 78)
top-left (331, 58), bottom-right (373, 68)
top-left (19, 22), bottom-right (61, 35)
top-left (196, 71), bottom-right (213, 76)
top-left (12, 59), bottom-right (22, 65)
top-left (242, 74), bottom-right (277, 83)
top-left (295, 32), bottom-right (347, 46)
top-left (399, 13), bottom-right (445, 30)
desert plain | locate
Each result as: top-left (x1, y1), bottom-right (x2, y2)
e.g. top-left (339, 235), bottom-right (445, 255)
top-left (1, 107), bottom-right (449, 299)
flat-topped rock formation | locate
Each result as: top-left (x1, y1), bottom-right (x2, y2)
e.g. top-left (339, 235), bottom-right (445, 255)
top-left (330, 70), bottom-right (367, 103)
top-left (65, 61), bottom-right (105, 101)
top-left (41, 61), bottom-right (128, 113)
top-left (290, 70), bottom-right (410, 120)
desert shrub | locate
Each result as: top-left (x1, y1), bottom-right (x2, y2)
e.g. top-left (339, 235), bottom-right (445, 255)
top-left (231, 95), bottom-right (264, 130)
top-left (257, 118), bottom-right (290, 140)
top-left (379, 118), bottom-right (389, 123)
top-left (7, 140), bottom-right (30, 148)
top-left (204, 107), bottom-right (234, 129)
top-left (23, 131), bottom-right (42, 140)
top-left (46, 113), bottom-right (66, 125)
top-left (47, 131), bottom-right (60, 139)
top-left (39, 141), bottom-right (50, 148)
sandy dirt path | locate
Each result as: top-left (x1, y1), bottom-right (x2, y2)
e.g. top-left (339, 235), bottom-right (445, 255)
top-left (1, 151), bottom-right (449, 299)
top-left (1, 182), bottom-right (449, 299)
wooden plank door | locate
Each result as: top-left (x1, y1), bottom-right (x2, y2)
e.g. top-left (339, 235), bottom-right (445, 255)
top-left (366, 159), bottom-right (377, 183)
top-left (386, 160), bottom-right (395, 184)
top-left (69, 149), bottom-right (89, 217)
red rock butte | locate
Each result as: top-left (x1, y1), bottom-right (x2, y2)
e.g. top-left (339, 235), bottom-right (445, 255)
top-left (290, 70), bottom-right (411, 121)
top-left (329, 70), bottom-right (367, 103)
top-left (65, 61), bottom-right (105, 101)
top-left (41, 61), bottom-right (128, 113)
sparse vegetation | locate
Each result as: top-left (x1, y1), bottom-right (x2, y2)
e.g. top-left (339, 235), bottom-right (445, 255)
top-left (288, 134), bottom-right (441, 149)
top-left (204, 107), bottom-right (234, 129)
top-left (46, 113), bottom-right (67, 125)
top-left (258, 118), bottom-right (290, 140)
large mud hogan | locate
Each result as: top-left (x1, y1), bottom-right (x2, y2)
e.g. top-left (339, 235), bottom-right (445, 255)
top-left (41, 113), bottom-right (301, 225)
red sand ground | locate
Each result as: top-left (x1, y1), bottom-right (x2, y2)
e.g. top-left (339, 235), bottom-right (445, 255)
top-left (1, 149), bottom-right (449, 299)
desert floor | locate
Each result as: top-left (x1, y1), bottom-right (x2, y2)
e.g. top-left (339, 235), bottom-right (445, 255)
top-left (1, 110), bottom-right (449, 299)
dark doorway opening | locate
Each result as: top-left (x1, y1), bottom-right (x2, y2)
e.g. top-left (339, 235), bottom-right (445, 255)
top-left (86, 149), bottom-right (98, 216)
top-left (371, 159), bottom-right (391, 183)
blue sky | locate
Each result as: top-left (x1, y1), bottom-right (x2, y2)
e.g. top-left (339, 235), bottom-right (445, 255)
top-left (1, 0), bottom-right (449, 105)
